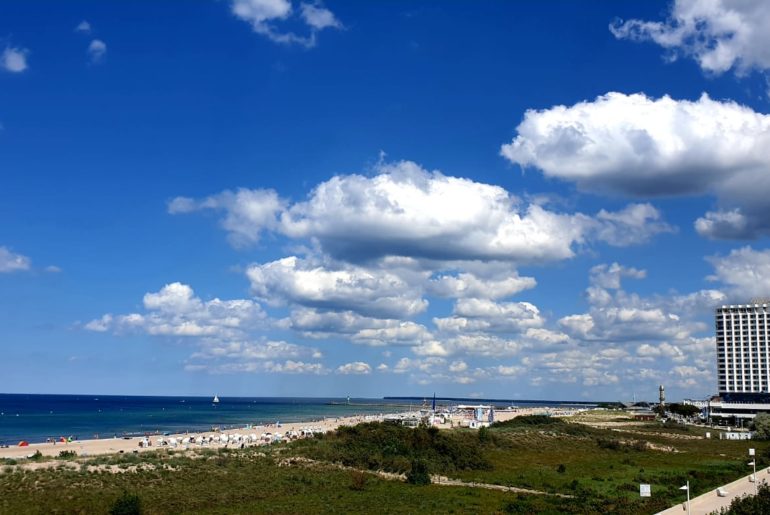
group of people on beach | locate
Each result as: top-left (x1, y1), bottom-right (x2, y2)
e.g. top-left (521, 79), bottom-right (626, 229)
top-left (44, 436), bottom-right (76, 444)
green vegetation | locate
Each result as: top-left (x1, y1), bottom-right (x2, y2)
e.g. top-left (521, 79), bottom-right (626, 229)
top-left (109, 491), bottom-right (142, 515)
top-left (752, 412), bottom-right (770, 440)
top-left (291, 422), bottom-right (492, 474)
top-left (406, 459), bottom-right (431, 485)
top-left (57, 450), bottom-right (77, 460)
top-left (715, 484), bottom-right (770, 514)
top-left (0, 412), bottom-right (767, 514)
top-left (0, 450), bottom-right (541, 514)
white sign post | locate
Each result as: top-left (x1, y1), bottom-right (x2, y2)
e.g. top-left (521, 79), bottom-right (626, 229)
top-left (750, 448), bottom-right (756, 456)
top-left (640, 484), bottom-right (651, 497)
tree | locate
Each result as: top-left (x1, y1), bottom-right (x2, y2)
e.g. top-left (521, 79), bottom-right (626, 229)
top-left (406, 459), bottom-right (431, 485)
top-left (752, 412), bottom-right (770, 439)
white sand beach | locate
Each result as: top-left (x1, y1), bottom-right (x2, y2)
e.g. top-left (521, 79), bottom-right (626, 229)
top-left (0, 407), bottom-right (554, 460)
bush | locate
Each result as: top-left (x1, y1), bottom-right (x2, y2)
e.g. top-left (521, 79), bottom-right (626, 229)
top-left (406, 459), bottom-right (431, 485)
top-left (752, 413), bottom-right (770, 440)
top-left (109, 491), bottom-right (142, 515)
top-left (58, 450), bottom-right (77, 460)
top-left (596, 438), bottom-right (622, 451)
top-left (478, 426), bottom-right (491, 444)
top-left (716, 483), bottom-right (770, 514)
top-left (349, 470), bottom-right (368, 491)
top-left (557, 464), bottom-right (566, 474)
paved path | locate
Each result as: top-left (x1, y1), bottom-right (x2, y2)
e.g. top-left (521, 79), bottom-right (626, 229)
top-left (657, 469), bottom-right (769, 515)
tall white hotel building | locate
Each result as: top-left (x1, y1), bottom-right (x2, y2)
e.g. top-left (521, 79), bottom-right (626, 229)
top-left (710, 302), bottom-right (770, 423)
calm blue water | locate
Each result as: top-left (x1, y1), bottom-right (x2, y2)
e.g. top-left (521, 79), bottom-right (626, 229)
top-left (0, 394), bottom-right (411, 444)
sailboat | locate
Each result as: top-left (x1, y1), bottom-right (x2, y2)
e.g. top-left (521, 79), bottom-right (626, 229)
top-left (212, 395), bottom-right (220, 404)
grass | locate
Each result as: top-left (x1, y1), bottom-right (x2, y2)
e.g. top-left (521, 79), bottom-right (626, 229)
top-left (449, 414), bottom-right (766, 511)
top-left (0, 452), bottom-right (540, 514)
top-left (0, 412), bottom-right (767, 514)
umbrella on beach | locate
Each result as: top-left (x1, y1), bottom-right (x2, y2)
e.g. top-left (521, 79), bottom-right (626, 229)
top-left (18, 441), bottom-right (28, 447)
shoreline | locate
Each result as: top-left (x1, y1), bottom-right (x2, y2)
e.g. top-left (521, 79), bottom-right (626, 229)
top-left (0, 407), bottom-right (561, 460)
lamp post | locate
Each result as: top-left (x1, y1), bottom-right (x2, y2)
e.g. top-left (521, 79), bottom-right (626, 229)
top-left (679, 481), bottom-right (690, 515)
top-left (750, 448), bottom-right (758, 496)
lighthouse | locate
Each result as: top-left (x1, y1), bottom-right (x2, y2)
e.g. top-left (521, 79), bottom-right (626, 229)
top-left (659, 385), bottom-right (665, 409)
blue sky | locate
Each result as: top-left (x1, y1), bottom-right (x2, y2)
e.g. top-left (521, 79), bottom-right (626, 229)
top-left (2, 0), bottom-right (770, 401)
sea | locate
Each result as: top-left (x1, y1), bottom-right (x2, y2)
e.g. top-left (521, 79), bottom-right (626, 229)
top-left (0, 394), bottom-right (598, 444)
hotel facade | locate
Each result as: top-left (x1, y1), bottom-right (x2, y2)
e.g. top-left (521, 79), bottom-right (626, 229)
top-left (709, 302), bottom-right (770, 423)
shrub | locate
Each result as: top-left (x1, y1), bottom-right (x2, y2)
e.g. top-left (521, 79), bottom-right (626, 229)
top-left (596, 438), bottom-right (622, 451)
top-left (557, 463), bottom-right (566, 474)
top-left (58, 450), bottom-right (77, 460)
top-left (406, 459), bottom-right (431, 485)
top-left (349, 470), bottom-right (368, 491)
top-left (109, 491), bottom-right (142, 515)
top-left (478, 426), bottom-right (491, 444)
top-left (752, 413), bottom-right (770, 440)
top-left (716, 483), bottom-right (770, 514)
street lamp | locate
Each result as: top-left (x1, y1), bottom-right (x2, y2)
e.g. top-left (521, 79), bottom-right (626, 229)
top-left (750, 448), bottom-right (758, 496)
top-left (679, 481), bottom-right (690, 515)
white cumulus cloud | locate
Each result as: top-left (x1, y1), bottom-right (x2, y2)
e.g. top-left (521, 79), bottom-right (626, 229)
top-left (247, 256), bottom-right (427, 319)
top-left (501, 92), bottom-right (770, 239)
top-left (427, 271), bottom-right (536, 299)
top-left (85, 282), bottom-right (265, 339)
top-left (169, 189), bottom-right (285, 247)
top-left (707, 247), bottom-right (770, 301)
top-left (230, 0), bottom-right (341, 48)
top-left (336, 361), bottom-right (371, 375)
top-left (174, 160), bottom-right (672, 263)
top-left (610, 0), bottom-right (770, 76)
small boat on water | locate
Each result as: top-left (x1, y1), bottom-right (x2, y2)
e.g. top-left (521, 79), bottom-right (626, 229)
top-left (213, 395), bottom-right (220, 404)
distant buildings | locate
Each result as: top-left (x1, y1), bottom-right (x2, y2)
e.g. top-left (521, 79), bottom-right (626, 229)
top-left (709, 302), bottom-right (770, 424)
